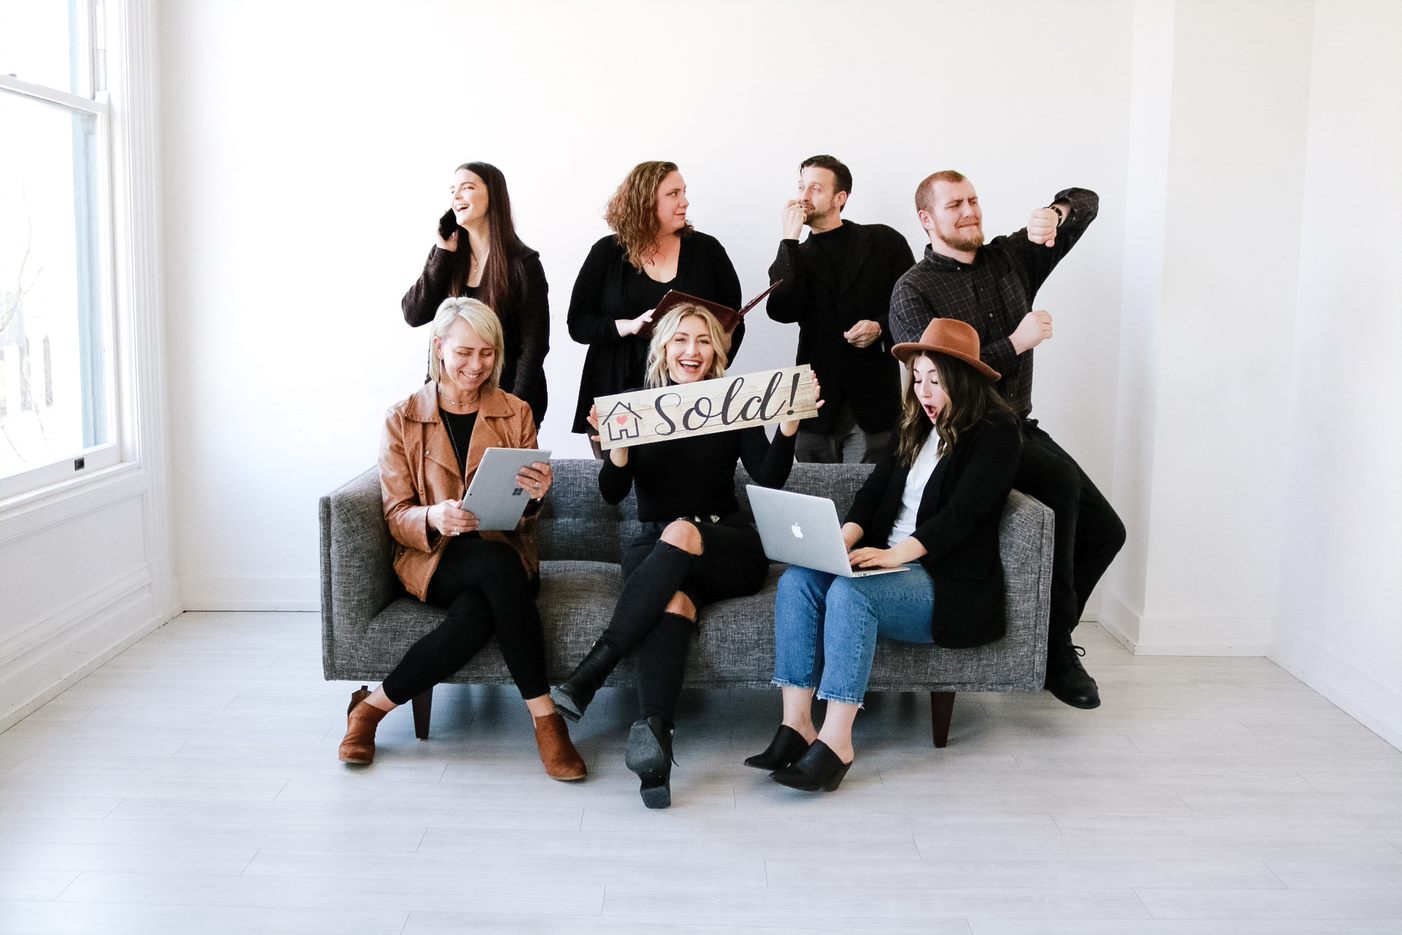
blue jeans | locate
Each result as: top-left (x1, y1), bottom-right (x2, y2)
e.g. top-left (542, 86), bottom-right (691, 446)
top-left (772, 564), bottom-right (935, 706)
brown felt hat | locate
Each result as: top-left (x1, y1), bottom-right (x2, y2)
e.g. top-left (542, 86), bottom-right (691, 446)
top-left (891, 318), bottom-right (1000, 382)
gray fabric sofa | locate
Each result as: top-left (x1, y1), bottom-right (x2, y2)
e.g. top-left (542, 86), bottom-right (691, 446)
top-left (320, 459), bottom-right (1053, 746)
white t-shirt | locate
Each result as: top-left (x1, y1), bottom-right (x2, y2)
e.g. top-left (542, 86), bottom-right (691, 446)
top-left (887, 433), bottom-right (943, 548)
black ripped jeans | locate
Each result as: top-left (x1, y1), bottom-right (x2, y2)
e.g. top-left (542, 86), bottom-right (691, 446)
top-left (600, 516), bottom-right (769, 723)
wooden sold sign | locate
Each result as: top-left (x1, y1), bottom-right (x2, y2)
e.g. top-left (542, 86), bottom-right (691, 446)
top-left (595, 365), bottom-right (819, 451)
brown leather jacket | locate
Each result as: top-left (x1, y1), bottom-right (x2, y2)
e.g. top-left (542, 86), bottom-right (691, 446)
top-left (379, 382), bottom-right (540, 601)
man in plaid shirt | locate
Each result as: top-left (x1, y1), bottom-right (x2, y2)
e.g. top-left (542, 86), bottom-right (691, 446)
top-left (889, 171), bottom-right (1125, 710)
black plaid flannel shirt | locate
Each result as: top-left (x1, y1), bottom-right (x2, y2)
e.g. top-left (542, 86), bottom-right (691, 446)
top-left (889, 188), bottom-right (1098, 418)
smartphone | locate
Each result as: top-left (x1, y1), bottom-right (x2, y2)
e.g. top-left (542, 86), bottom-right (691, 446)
top-left (438, 209), bottom-right (459, 242)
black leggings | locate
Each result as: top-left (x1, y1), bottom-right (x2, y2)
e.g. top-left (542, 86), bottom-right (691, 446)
top-left (382, 536), bottom-right (548, 705)
top-left (602, 518), bottom-right (768, 723)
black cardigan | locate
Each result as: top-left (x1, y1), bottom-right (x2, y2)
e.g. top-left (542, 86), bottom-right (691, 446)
top-left (844, 413), bottom-right (1022, 648)
top-left (566, 232), bottom-right (742, 434)
top-left (401, 242), bottom-right (550, 426)
top-left (765, 221), bottom-right (915, 433)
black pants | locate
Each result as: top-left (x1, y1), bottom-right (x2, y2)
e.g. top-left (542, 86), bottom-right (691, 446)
top-left (1013, 421), bottom-right (1126, 644)
top-left (382, 536), bottom-right (548, 705)
top-left (604, 518), bottom-right (768, 723)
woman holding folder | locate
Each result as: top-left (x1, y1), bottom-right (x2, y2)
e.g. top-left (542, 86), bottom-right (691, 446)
top-left (567, 161), bottom-right (743, 455)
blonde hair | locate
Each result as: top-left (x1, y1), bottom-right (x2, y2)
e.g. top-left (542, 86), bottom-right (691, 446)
top-left (428, 297), bottom-right (504, 387)
top-left (604, 160), bottom-right (693, 269)
top-left (643, 304), bottom-right (728, 389)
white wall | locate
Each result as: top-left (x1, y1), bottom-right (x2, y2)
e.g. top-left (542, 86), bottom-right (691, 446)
top-left (1102, 0), bottom-right (1315, 654)
top-left (1271, 0), bottom-right (1402, 748)
top-left (158, 0), bottom-right (1134, 610)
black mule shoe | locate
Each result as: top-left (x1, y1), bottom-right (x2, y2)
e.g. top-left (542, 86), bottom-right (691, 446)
top-left (625, 716), bottom-right (675, 809)
top-left (771, 740), bottom-right (852, 792)
top-left (550, 640), bottom-right (622, 722)
top-left (744, 725), bottom-right (810, 771)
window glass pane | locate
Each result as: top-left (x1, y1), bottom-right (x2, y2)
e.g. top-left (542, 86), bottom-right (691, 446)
top-left (0, 0), bottom-right (90, 97)
top-left (0, 93), bottom-right (109, 483)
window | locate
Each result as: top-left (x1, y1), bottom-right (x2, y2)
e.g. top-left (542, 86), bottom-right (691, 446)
top-left (0, 1), bottom-right (117, 499)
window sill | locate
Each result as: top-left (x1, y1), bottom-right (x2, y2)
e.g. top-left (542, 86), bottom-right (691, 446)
top-left (0, 461), bottom-right (150, 546)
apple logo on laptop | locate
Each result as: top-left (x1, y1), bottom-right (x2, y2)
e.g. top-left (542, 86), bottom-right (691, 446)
top-left (790, 523), bottom-right (804, 539)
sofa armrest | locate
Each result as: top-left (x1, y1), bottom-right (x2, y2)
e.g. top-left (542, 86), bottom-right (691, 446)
top-left (320, 466), bottom-right (399, 678)
top-left (996, 489), bottom-right (1055, 689)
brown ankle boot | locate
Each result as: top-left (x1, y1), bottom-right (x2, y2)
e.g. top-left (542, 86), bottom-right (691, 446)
top-left (339, 695), bottom-right (390, 765)
top-left (533, 712), bottom-right (587, 781)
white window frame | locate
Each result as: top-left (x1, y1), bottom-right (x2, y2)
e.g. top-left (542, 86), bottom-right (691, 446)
top-left (0, 2), bottom-right (125, 504)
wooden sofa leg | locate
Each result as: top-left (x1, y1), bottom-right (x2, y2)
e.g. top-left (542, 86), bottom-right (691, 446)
top-left (930, 691), bottom-right (955, 748)
top-left (411, 689), bottom-right (433, 740)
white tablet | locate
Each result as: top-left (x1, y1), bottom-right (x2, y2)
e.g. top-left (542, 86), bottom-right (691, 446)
top-left (462, 448), bottom-right (552, 531)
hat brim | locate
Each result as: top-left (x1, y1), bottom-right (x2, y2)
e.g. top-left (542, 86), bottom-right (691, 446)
top-left (890, 341), bottom-right (1001, 382)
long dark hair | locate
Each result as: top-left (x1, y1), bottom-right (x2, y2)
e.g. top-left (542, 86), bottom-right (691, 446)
top-left (447, 161), bottom-right (526, 316)
top-left (896, 351), bottom-right (1016, 465)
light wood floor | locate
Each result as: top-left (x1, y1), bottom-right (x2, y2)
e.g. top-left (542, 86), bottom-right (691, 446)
top-left (1, 612), bottom-right (1400, 934)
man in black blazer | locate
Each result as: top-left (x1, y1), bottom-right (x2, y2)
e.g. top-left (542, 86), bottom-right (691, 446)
top-left (766, 155), bottom-right (915, 463)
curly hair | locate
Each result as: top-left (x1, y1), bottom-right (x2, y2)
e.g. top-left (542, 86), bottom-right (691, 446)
top-left (895, 351), bottom-right (1015, 466)
top-left (643, 304), bottom-right (728, 389)
top-left (604, 161), bottom-right (693, 269)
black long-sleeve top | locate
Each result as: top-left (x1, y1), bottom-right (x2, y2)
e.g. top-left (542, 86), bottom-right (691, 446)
top-left (567, 232), bottom-right (743, 434)
top-left (888, 188), bottom-right (1098, 419)
top-left (401, 242), bottom-right (550, 425)
top-left (600, 421), bottom-right (796, 523)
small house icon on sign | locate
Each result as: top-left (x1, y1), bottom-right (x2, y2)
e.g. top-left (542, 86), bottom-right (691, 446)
top-left (603, 401), bottom-right (642, 442)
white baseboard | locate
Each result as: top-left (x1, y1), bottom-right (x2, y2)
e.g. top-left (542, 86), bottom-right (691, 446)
top-left (0, 577), bottom-right (172, 732)
top-left (1272, 630), bottom-right (1402, 752)
top-left (179, 575), bottom-right (319, 611)
top-left (1098, 591), bottom-right (1272, 656)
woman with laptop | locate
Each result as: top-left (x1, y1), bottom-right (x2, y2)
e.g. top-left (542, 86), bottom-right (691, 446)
top-left (746, 318), bottom-right (1021, 792)
top-left (337, 297), bottom-right (586, 782)
top-left (550, 303), bottom-right (815, 808)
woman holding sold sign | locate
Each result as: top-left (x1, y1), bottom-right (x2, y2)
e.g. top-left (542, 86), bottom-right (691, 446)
top-left (551, 303), bottom-right (819, 809)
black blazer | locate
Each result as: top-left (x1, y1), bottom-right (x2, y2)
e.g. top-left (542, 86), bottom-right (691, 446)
top-left (845, 413), bottom-right (1022, 648)
top-left (766, 221), bottom-right (915, 433)
top-left (567, 232), bottom-right (742, 434)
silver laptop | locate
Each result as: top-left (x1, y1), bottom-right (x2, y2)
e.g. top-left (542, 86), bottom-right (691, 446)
top-left (747, 485), bottom-right (908, 578)
top-left (462, 448), bottom-right (551, 531)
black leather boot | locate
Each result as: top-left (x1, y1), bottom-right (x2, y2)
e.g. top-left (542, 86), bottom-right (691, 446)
top-left (550, 640), bottom-right (622, 722)
top-left (625, 715), bottom-right (676, 809)
top-left (1045, 632), bottom-right (1101, 709)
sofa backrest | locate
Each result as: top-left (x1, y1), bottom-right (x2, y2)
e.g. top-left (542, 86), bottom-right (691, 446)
top-left (533, 458), bottom-right (875, 563)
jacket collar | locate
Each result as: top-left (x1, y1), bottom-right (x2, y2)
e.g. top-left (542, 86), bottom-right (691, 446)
top-left (405, 381), bottom-right (514, 423)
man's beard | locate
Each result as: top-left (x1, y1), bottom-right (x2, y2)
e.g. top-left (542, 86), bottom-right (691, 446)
top-left (940, 224), bottom-right (984, 252)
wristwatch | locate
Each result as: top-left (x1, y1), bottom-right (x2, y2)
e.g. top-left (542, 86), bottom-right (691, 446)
top-left (1048, 204), bottom-right (1066, 227)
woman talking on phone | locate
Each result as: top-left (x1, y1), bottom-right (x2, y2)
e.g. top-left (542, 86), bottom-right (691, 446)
top-left (551, 304), bottom-right (817, 808)
top-left (567, 160), bottom-right (742, 455)
top-left (403, 161), bottom-right (550, 427)
top-left (338, 297), bottom-right (584, 781)
top-left (746, 319), bottom-right (1020, 793)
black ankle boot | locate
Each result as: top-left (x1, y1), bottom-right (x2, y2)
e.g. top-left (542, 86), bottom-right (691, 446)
top-left (1045, 634), bottom-right (1101, 709)
top-left (771, 740), bottom-right (852, 792)
top-left (550, 640), bottom-right (622, 722)
top-left (744, 725), bottom-right (810, 771)
top-left (625, 716), bottom-right (675, 809)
